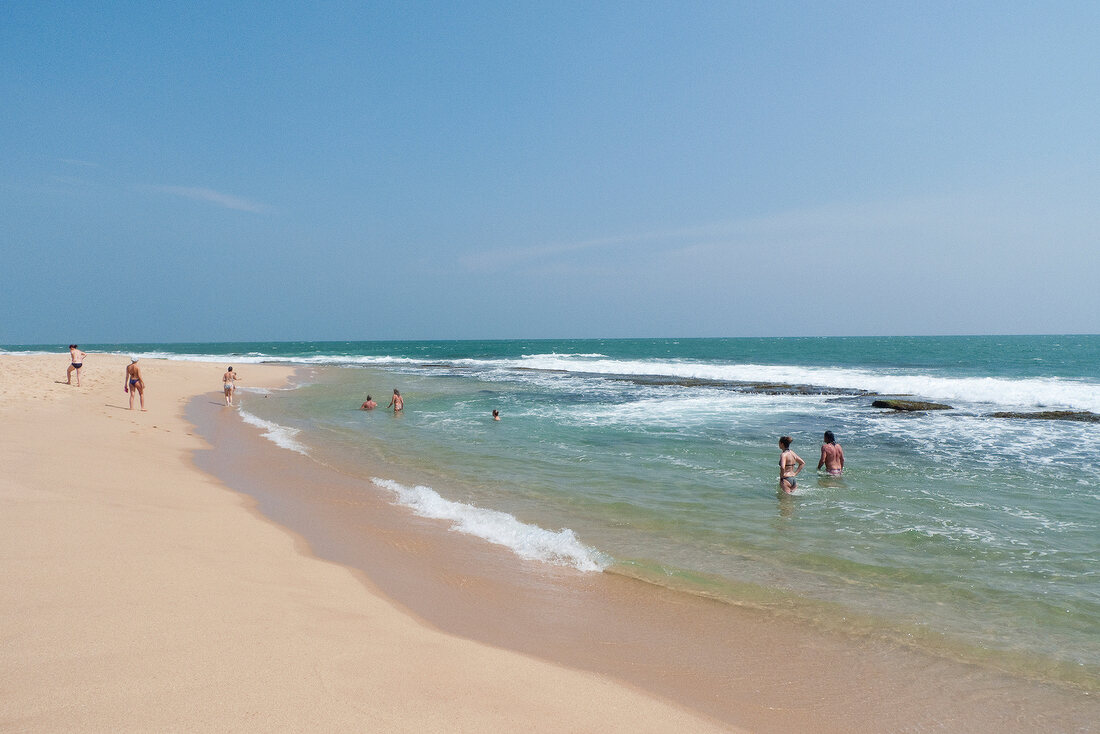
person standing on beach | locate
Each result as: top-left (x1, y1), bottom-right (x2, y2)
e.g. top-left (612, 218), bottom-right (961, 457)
top-left (125, 358), bottom-right (145, 411)
top-left (386, 389), bottom-right (403, 413)
top-left (66, 345), bottom-right (87, 386)
top-left (779, 436), bottom-right (804, 494)
top-left (817, 430), bottom-right (845, 475)
top-left (223, 366), bottom-right (240, 406)
top-left (361, 395), bottom-right (377, 410)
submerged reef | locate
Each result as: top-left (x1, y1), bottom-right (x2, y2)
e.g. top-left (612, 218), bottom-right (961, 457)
top-left (990, 410), bottom-right (1100, 423)
top-left (872, 399), bottom-right (954, 412)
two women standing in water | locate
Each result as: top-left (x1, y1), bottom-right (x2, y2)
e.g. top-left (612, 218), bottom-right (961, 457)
top-left (780, 431), bottom-right (844, 494)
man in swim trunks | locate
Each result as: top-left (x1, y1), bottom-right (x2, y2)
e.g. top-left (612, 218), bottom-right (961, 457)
top-left (223, 366), bottom-right (240, 406)
top-left (125, 357), bottom-right (145, 411)
top-left (817, 430), bottom-right (845, 475)
top-left (779, 435), bottom-right (804, 494)
top-left (66, 344), bottom-right (87, 386)
top-left (360, 395), bottom-right (377, 410)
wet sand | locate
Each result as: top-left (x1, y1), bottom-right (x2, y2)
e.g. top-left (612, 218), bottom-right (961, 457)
top-left (190, 369), bottom-right (1098, 733)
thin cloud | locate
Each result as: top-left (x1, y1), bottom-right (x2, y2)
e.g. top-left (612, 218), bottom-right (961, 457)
top-left (459, 187), bottom-right (1053, 276)
top-left (153, 185), bottom-right (268, 213)
top-left (57, 158), bottom-right (100, 168)
top-left (460, 225), bottom-right (713, 273)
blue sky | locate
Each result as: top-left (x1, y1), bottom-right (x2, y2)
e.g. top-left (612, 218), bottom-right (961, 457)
top-left (2, 1), bottom-right (1098, 342)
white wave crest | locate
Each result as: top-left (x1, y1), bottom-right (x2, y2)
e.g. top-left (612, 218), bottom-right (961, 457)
top-left (237, 409), bottom-right (309, 455)
top-left (30, 347), bottom-right (1095, 412)
top-left (498, 356), bottom-right (1100, 412)
top-left (370, 478), bottom-right (608, 572)
top-left (520, 352), bottom-right (609, 359)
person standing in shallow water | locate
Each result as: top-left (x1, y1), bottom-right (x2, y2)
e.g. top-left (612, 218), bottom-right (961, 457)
top-left (818, 430), bottom-right (844, 475)
top-left (66, 345), bottom-right (87, 386)
top-left (778, 436), bottom-right (804, 494)
top-left (361, 395), bottom-right (377, 410)
top-left (386, 389), bottom-right (403, 413)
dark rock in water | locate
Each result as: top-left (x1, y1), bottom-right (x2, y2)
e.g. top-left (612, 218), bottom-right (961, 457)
top-left (503, 365), bottom-right (874, 396)
top-left (872, 399), bottom-right (953, 412)
top-left (990, 410), bottom-right (1100, 423)
top-left (827, 394), bottom-right (878, 403)
top-left (607, 374), bottom-right (871, 396)
top-left (514, 366), bottom-right (570, 374)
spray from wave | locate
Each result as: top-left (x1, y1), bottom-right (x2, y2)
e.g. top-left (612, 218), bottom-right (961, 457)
top-left (371, 478), bottom-right (609, 572)
top-left (237, 409), bottom-right (310, 455)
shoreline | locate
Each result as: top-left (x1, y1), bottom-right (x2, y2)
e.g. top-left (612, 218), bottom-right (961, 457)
top-left (190, 366), bottom-right (1097, 732)
top-left (0, 354), bottom-right (735, 732)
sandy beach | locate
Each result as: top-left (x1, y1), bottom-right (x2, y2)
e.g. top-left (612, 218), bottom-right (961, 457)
top-left (0, 354), bottom-right (734, 733)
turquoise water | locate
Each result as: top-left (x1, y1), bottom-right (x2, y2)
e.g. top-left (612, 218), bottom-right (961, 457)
top-left (8, 336), bottom-right (1099, 687)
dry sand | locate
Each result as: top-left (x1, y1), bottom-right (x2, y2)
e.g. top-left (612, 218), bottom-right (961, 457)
top-left (0, 353), bottom-right (736, 733)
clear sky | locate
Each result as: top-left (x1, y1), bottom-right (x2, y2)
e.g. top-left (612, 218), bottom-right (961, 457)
top-left (2, 1), bottom-right (1098, 343)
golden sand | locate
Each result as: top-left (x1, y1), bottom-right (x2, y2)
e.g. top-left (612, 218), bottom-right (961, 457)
top-left (0, 353), bottom-right (734, 733)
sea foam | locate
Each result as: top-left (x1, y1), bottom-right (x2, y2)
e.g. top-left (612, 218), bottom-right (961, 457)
top-left (370, 478), bottom-right (608, 572)
top-left (237, 409), bottom-right (309, 455)
top-left (504, 355), bottom-right (1100, 412)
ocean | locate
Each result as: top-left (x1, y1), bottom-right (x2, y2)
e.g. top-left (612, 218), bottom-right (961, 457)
top-left (8, 335), bottom-right (1099, 690)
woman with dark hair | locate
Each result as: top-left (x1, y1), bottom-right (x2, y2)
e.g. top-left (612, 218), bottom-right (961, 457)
top-left (818, 430), bottom-right (845, 475)
top-left (778, 436), bottom-right (804, 494)
top-left (387, 388), bottom-right (404, 413)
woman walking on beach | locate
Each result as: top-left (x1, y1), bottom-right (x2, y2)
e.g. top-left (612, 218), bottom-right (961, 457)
top-left (125, 358), bottom-right (145, 411)
top-left (223, 366), bottom-right (240, 406)
top-left (779, 436), bottom-right (804, 494)
top-left (66, 345), bottom-right (86, 386)
top-left (387, 389), bottom-right (403, 413)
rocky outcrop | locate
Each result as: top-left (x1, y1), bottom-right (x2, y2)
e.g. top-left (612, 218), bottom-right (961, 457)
top-left (599, 374), bottom-right (873, 396)
top-left (872, 399), bottom-right (953, 412)
top-left (990, 410), bottom-right (1100, 423)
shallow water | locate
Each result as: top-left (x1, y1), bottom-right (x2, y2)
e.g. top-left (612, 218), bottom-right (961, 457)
top-left (11, 335), bottom-right (1099, 688)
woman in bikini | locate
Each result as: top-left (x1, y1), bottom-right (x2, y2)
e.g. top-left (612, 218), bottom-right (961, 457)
top-left (386, 388), bottom-right (403, 413)
top-left (779, 435), bottom-right (804, 494)
top-left (223, 366), bottom-right (240, 406)
top-left (125, 358), bottom-right (146, 411)
top-left (817, 430), bottom-right (845, 476)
